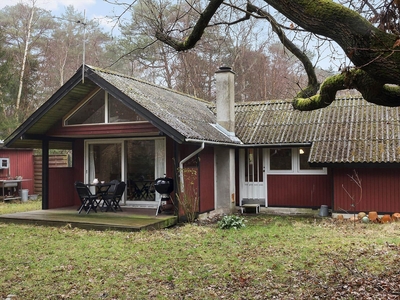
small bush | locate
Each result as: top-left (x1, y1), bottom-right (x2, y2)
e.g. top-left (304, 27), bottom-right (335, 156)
top-left (218, 215), bottom-right (246, 230)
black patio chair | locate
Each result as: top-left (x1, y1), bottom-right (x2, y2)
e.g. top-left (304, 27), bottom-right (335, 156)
top-left (107, 179), bottom-right (120, 194)
top-left (74, 181), bottom-right (99, 214)
top-left (128, 180), bottom-right (143, 199)
top-left (142, 181), bottom-right (155, 200)
top-left (99, 180), bottom-right (119, 211)
top-left (102, 181), bottom-right (126, 212)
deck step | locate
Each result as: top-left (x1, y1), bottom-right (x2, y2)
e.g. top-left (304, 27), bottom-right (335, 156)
top-left (240, 204), bottom-right (260, 214)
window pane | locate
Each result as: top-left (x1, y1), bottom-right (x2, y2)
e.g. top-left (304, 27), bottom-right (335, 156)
top-left (66, 90), bottom-right (105, 125)
top-left (108, 94), bottom-right (145, 123)
top-left (270, 148), bottom-right (292, 170)
top-left (245, 148), bottom-right (263, 182)
top-left (127, 140), bottom-right (155, 181)
top-left (89, 143), bottom-right (121, 183)
top-left (299, 148), bottom-right (323, 170)
top-left (127, 140), bottom-right (155, 200)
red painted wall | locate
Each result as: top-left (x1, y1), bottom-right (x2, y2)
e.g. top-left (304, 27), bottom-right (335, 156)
top-left (49, 168), bottom-right (75, 208)
top-left (165, 137), bottom-right (175, 180)
top-left (199, 146), bottom-right (215, 212)
top-left (47, 121), bottom-right (159, 136)
top-left (333, 168), bottom-right (400, 214)
top-left (48, 140), bottom-right (85, 208)
top-left (178, 144), bottom-right (215, 214)
top-left (0, 149), bottom-right (34, 194)
top-left (267, 173), bottom-right (332, 208)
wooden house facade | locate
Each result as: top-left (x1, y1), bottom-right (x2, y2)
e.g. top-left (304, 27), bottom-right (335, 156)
top-left (4, 65), bottom-right (400, 216)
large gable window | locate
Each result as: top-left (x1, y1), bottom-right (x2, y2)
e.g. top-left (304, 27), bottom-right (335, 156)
top-left (268, 148), bottom-right (326, 174)
top-left (65, 90), bottom-right (145, 125)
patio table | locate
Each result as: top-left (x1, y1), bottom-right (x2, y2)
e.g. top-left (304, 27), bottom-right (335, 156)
top-left (86, 182), bottom-right (111, 194)
top-left (86, 182), bottom-right (112, 210)
top-left (129, 180), bottom-right (155, 200)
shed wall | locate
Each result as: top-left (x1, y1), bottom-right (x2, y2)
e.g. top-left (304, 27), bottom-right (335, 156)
top-left (0, 149), bottom-right (34, 194)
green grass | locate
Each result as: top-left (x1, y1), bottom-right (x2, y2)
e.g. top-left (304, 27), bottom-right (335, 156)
top-left (0, 199), bottom-right (41, 214)
top-left (0, 203), bottom-right (399, 298)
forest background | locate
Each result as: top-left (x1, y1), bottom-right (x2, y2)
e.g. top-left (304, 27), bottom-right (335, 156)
top-left (0, 1), bottom-right (334, 141)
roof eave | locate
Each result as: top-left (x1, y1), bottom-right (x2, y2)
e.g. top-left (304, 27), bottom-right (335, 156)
top-left (4, 66), bottom-right (86, 148)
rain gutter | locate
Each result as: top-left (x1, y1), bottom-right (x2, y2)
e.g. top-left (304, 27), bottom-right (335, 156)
top-left (184, 138), bottom-right (311, 148)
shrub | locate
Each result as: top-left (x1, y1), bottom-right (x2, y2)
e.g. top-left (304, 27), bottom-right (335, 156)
top-left (218, 215), bottom-right (246, 230)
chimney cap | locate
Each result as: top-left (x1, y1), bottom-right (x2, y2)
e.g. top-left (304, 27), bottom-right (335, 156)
top-left (216, 66), bottom-right (234, 73)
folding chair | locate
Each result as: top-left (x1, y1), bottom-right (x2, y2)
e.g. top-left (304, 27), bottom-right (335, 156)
top-left (128, 180), bottom-right (142, 199)
top-left (99, 180), bottom-right (119, 210)
top-left (102, 181), bottom-right (126, 212)
top-left (107, 180), bottom-right (120, 194)
top-left (74, 181), bottom-right (99, 214)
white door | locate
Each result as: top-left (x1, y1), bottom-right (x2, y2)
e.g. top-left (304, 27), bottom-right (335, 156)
top-left (239, 148), bottom-right (266, 206)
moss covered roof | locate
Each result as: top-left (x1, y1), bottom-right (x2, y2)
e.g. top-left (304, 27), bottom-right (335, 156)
top-left (91, 67), bottom-right (237, 144)
top-left (234, 98), bottom-right (400, 164)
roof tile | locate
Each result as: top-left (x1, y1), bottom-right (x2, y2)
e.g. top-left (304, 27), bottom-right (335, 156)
top-left (235, 98), bottom-right (400, 163)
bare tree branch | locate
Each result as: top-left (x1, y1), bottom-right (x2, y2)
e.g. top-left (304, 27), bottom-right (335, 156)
top-left (155, 0), bottom-right (224, 51)
top-left (247, 3), bottom-right (319, 98)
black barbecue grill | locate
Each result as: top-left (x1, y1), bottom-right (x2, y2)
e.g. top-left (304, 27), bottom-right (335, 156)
top-left (154, 177), bottom-right (174, 198)
top-left (154, 177), bottom-right (174, 214)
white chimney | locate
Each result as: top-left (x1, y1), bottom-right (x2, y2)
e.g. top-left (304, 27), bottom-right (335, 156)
top-left (215, 66), bottom-right (235, 133)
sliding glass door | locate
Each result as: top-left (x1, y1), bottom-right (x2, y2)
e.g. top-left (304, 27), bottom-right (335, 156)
top-left (85, 138), bottom-right (165, 202)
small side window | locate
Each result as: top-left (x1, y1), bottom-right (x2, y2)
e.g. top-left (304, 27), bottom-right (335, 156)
top-left (269, 148), bottom-right (292, 171)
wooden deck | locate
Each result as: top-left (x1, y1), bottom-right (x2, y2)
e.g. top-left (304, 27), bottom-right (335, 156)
top-left (0, 206), bottom-right (177, 231)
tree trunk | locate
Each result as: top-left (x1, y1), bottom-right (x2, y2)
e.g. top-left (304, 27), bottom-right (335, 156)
top-left (16, 3), bottom-right (34, 110)
top-left (263, 0), bottom-right (400, 84)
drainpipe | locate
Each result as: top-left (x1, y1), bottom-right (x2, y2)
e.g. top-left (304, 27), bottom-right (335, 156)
top-left (179, 142), bottom-right (205, 192)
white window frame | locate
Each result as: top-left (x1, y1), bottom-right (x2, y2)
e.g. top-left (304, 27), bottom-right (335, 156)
top-left (64, 90), bottom-right (146, 126)
top-left (267, 148), bottom-right (327, 175)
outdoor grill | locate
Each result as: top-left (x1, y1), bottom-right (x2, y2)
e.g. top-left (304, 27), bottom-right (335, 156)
top-left (154, 177), bottom-right (174, 214)
top-left (154, 177), bottom-right (174, 199)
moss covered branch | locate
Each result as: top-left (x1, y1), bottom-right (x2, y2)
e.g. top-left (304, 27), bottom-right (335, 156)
top-left (154, 0), bottom-right (400, 110)
top-left (293, 68), bottom-right (400, 110)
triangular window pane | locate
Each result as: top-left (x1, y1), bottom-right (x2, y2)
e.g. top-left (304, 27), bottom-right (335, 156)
top-left (108, 93), bottom-right (145, 123)
top-left (66, 90), bottom-right (105, 125)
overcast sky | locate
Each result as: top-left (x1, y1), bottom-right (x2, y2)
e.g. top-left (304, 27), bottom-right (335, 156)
top-left (0, 0), bottom-right (125, 34)
top-left (1, 0), bottom-right (339, 70)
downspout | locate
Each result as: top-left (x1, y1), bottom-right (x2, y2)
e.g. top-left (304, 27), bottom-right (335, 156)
top-left (179, 142), bottom-right (205, 192)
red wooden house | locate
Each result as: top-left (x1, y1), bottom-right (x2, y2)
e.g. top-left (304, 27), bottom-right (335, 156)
top-left (4, 65), bottom-right (400, 216)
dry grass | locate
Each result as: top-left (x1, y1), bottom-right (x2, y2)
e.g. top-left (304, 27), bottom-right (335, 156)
top-left (0, 199), bottom-right (41, 215)
top-left (0, 206), bottom-right (399, 299)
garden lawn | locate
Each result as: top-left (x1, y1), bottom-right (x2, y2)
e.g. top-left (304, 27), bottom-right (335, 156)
top-left (0, 199), bottom-right (41, 215)
top-left (0, 208), bottom-right (399, 299)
